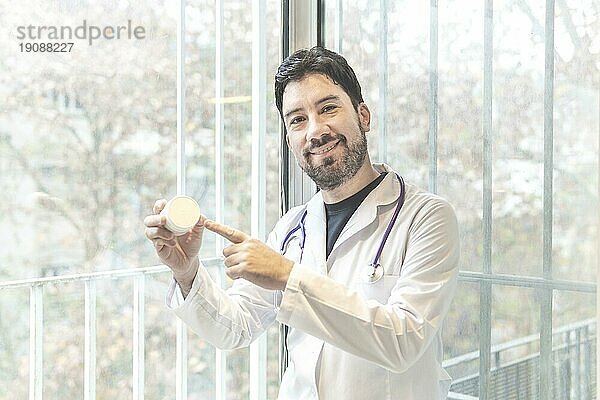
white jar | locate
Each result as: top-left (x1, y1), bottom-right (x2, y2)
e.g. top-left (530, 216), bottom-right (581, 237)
top-left (160, 196), bottom-right (201, 236)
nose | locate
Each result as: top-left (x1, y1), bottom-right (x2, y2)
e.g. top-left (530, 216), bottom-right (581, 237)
top-left (306, 116), bottom-right (331, 144)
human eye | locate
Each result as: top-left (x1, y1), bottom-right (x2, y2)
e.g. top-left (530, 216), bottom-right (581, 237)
top-left (289, 116), bottom-right (305, 126)
top-left (322, 104), bottom-right (338, 113)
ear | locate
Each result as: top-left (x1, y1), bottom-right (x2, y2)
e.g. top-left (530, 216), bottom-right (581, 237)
top-left (357, 103), bottom-right (371, 133)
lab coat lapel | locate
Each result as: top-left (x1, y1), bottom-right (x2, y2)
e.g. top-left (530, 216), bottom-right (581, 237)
top-left (304, 191), bottom-right (327, 271)
top-left (329, 164), bottom-right (401, 257)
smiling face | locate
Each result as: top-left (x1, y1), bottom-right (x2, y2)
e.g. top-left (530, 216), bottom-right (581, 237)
top-left (282, 74), bottom-right (371, 191)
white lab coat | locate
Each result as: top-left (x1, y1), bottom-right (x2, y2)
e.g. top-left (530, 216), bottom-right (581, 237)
top-left (166, 164), bottom-right (460, 400)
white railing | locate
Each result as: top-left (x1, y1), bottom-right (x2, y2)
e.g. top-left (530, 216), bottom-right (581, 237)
top-left (443, 318), bottom-right (596, 370)
top-left (0, 257), bottom-right (235, 400)
top-left (444, 318), bottom-right (596, 399)
top-left (3, 264), bottom-right (595, 399)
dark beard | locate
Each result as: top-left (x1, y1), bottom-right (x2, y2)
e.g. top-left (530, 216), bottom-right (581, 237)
top-left (301, 131), bottom-right (368, 191)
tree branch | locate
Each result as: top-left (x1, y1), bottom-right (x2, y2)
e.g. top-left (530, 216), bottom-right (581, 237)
top-left (556, 0), bottom-right (582, 50)
top-left (1, 134), bottom-right (84, 234)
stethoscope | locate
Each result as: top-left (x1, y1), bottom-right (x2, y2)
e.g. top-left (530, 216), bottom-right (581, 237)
top-left (279, 173), bottom-right (406, 284)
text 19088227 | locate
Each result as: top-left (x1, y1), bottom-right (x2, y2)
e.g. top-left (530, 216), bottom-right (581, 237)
top-left (19, 42), bottom-right (74, 52)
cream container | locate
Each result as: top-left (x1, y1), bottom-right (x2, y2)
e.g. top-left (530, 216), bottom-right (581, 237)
top-left (160, 196), bottom-right (201, 236)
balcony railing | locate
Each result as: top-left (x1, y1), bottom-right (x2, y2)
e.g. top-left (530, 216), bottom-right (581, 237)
top-left (0, 262), bottom-right (596, 399)
top-left (0, 258), bottom-right (230, 400)
top-left (445, 318), bottom-right (596, 399)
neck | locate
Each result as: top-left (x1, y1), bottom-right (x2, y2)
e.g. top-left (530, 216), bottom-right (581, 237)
top-left (321, 159), bottom-right (379, 203)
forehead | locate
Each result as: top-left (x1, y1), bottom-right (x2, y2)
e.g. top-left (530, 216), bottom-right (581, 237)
top-left (282, 74), bottom-right (350, 112)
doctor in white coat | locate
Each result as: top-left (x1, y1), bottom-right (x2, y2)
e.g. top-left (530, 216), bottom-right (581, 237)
top-left (145, 46), bottom-right (460, 400)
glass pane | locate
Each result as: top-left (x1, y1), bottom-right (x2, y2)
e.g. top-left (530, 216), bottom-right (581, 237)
top-left (226, 348), bottom-right (249, 400)
top-left (145, 272), bottom-right (177, 399)
top-left (553, 291), bottom-right (596, 399)
top-left (492, 1), bottom-right (545, 276)
top-left (96, 278), bottom-right (133, 398)
top-left (437, 0), bottom-right (484, 272)
top-left (219, 0), bottom-right (253, 234)
top-left (265, 0), bottom-right (283, 234)
top-left (218, 265), bottom-right (251, 400)
top-left (324, 0), bottom-right (430, 187)
top-left (0, 288), bottom-right (30, 398)
top-left (223, 101), bottom-right (252, 232)
top-left (552, 0), bottom-right (599, 283)
top-left (266, 323), bottom-right (280, 400)
top-left (490, 286), bottom-right (540, 398)
top-left (186, 0), bottom-right (282, 248)
top-left (185, 0), bottom-right (217, 258)
top-left (443, 282), bottom-right (480, 394)
top-left (187, 326), bottom-right (216, 400)
top-left (0, 0), bottom-right (177, 280)
top-left (43, 282), bottom-right (84, 398)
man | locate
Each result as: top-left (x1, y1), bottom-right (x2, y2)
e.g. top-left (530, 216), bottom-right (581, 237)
top-left (144, 46), bottom-right (459, 399)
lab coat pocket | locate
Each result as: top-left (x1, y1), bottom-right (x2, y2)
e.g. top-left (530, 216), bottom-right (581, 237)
top-left (358, 275), bottom-right (398, 304)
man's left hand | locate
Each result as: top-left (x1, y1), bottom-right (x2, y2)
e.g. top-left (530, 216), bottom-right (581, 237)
top-left (203, 220), bottom-right (294, 290)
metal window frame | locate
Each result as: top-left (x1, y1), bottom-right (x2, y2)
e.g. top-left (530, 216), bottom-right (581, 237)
top-left (133, 275), bottom-right (145, 400)
top-left (480, 1), bottom-right (494, 398)
top-left (597, 79), bottom-right (600, 400)
top-left (250, 1), bottom-right (268, 399)
top-left (279, 0), bottom-right (320, 380)
top-left (285, 0), bottom-right (319, 207)
top-left (540, 2), bottom-right (556, 398)
top-left (28, 285), bottom-right (43, 400)
top-left (378, 0), bottom-right (389, 164)
top-left (84, 280), bottom-right (96, 400)
top-left (429, 0), bottom-right (439, 194)
top-left (213, 1), bottom-right (228, 398)
top-left (176, 1), bottom-right (188, 399)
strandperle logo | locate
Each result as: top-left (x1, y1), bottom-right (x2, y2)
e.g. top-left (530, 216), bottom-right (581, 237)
top-left (16, 20), bottom-right (146, 46)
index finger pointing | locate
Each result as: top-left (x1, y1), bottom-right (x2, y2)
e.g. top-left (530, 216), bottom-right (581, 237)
top-left (203, 220), bottom-right (249, 244)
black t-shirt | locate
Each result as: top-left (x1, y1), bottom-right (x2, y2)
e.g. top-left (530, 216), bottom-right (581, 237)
top-left (324, 172), bottom-right (388, 259)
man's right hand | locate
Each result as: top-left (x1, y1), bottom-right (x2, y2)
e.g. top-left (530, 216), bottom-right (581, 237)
top-left (144, 199), bottom-right (205, 296)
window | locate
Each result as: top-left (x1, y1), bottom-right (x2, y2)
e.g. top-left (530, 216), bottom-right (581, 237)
top-left (1, 0), bottom-right (597, 399)
top-left (0, 0), bottom-right (282, 398)
top-left (321, 0), bottom-right (598, 398)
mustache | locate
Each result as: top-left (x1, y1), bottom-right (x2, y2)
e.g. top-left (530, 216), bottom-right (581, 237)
top-left (302, 134), bottom-right (346, 157)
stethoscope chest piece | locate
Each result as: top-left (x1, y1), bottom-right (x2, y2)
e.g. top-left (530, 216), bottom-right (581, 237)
top-left (364, 263), bottom-right (384, 284)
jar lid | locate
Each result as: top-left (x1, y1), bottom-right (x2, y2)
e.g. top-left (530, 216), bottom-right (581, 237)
top-left (166, 196), bottom-right (200, 230)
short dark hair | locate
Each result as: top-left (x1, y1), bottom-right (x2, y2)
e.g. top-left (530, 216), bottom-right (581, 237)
top-left (274, 46), bottom-right (364, 120)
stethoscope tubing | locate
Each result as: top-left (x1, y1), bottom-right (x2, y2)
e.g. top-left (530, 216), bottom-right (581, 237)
top-left (371, 174), bottom-right (405, 267)
top-left (280, 210), bottom-right (307, 253)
